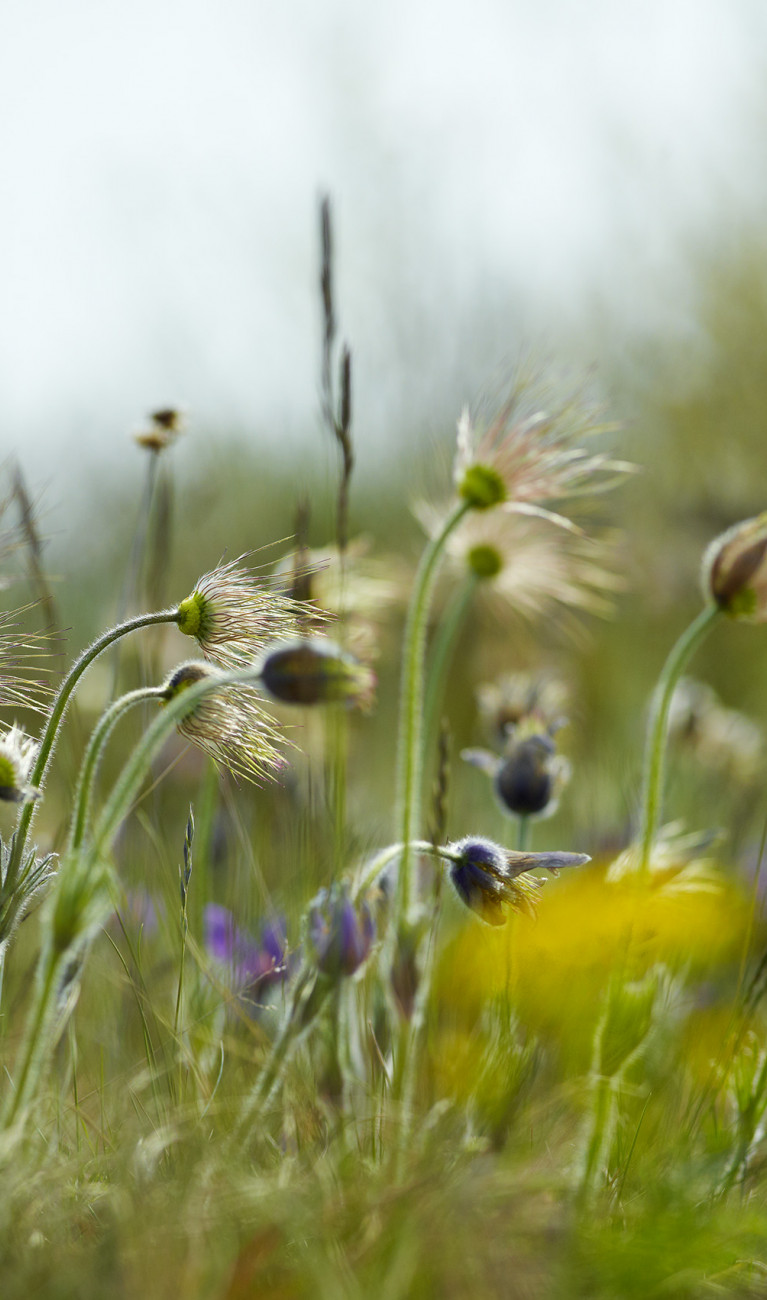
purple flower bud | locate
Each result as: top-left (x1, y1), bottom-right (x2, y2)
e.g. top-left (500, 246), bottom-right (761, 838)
top-left (307, 883), bottom-right (375, 977)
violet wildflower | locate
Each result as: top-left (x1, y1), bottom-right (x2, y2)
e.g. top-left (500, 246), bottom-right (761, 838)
top-left (308, 883), bottom-right (375, 977)
top-left (446, 836), bottom-right (589, 926)
top-left (204, 903), bottom-right (288, 995)
top-left (463, 733), bottom-right (571, 821)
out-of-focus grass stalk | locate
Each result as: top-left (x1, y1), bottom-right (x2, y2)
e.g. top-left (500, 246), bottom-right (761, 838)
top-left (70, 685), bottom-right (166, 851)
top-left (173, 810), bottom-right (194, 1103)
top-left (393, 499), bottom-right (472, 928)
top-left (638, 603), bottom-right (721, 875)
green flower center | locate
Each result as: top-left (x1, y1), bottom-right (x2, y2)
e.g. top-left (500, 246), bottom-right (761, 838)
top-left (458, 464), bottom-right (507, 510)
top-left (467, 544), bottom-right (503, 579)
top-left (723, 586), bottom-right (758, 619)
top-left (177, 592), bottom-right (206, 639)
top-left (0, 752), bottom-right (18, 792)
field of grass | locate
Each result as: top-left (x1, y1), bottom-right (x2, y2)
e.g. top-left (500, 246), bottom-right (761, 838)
top-left (3, 217), bottom-right (767, 1299)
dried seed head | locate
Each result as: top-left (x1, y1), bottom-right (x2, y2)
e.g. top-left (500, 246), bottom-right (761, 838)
top-left (161, 661), bottom-right (287, 784)
top-left (452, 374), bottom-right (631, 524)
top-left (446, 835), bottom-right (589, 926)
top-left (0, 724), bottom-right (38, 803)
top-left (258, 638), bottom-right (376, 709)
top-left (134, 406), bottom-right (187, 452)
top-left (308, 882), bottom-right (375, 978)
top-left (176, 558), bottom-right (309, 669)
top-left (702, 514), bottom-right (767, 622)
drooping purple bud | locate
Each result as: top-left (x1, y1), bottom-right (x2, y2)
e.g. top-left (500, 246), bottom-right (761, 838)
top-left (307, 883), bottom-right (375, 977)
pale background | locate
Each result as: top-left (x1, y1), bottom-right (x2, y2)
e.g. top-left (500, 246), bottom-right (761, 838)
top-left (1, 0), bottom-right (765, 493)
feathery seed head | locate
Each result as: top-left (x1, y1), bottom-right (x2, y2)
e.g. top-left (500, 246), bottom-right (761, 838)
top-left (161, 660), bottom-right (287, 784)
top-left (258, 637), bottom-right (376, 709)
top-left (702, 513), bottom-right (767, 622)
top-left (176, 558), bottom-right (308, 669)
top-left (0, 724), bottom-right (38, 803)
top-left (446, 835), bottom-right (589, 926)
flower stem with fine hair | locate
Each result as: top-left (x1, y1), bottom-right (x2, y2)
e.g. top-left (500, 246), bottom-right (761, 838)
top-left (8, 609), bottom-right (181, 886)
top-left (638, 602), bottom-right (721, 876)
top-left (393, 499), bottom-right (472, 929)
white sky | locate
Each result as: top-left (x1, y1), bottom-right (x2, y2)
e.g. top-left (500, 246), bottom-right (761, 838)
top-left (0, 0), bottom-right (765, 486)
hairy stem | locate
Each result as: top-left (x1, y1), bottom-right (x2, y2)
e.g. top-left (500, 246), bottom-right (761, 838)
top-left (9, 609), bottom-right (180, 885)
top-left (394, 499), bottom-right (471, 927)
top-left (638, 603), bottom-right (721, 875)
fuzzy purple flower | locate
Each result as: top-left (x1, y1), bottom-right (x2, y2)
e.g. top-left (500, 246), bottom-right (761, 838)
top-left (204, 903), bottom-right (288, 995)
top-left (307, 883), bottom-right (375, 977)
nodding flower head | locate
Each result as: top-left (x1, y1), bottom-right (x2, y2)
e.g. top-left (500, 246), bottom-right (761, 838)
top-left (176, 558), bottom-right (310, 669)
top-left (462, 732), bottom-right (571, 821)
top-left (307, 882), bottom-right (375, 978)
top-left (258, 638), bottom-right (376, 710)
top-left (0, 724), bottom-right (38, 804)
top-left (446, 836), bottom-right (589, 926)
top-left (702, 514), bottom-right (767, 622)
top-left (161, 661), bottom-right (287, 784)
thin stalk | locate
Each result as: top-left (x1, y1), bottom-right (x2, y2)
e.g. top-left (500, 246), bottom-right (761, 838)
top-left (395, 855), bottom-right (444, 1177)
top-left (638, 603), bottom-right (721, 876)
top-left (423, 571), bottom-right (479, 752)
top-left (577, 1073), bottom-right (617, 1206)
top-left (8, 608), bottom-right (180, 885)
top-left (70, 686), bottom-right (166, 852)
top-left (394, 499), bottom-right (472, 926)
top-left (2, 948), bottom-right (61, 1127)
top-left (517, 816), bottom-right (532, 851)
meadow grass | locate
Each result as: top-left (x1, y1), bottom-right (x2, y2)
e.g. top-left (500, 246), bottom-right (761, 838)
top-left (2, 217), bottom-right (767, 1299)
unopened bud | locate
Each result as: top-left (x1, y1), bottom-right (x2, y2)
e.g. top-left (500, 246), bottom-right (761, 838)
top-left (702, 514), bottom-right (767, 622)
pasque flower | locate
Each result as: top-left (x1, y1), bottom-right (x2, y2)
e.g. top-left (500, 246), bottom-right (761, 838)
top-left (446, 836), bottom-right (590, 926)
top-left (0, 725), bottom-right (39, 803)
top-left (176, 558), bottom-right (310, 669)
top-left (452, 375), bottom-right (631, 522)
top-left (161, 661), bottom-right (287, 783)
top-left (702, 513), bottom-right (767, 622)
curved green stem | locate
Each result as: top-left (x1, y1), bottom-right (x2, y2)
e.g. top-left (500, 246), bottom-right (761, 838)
top-left (394, 499), bottom-right (472, 927)
top-left (8, 609), bottom-right (180, 885)
top-left (638, 603), bottom-right (721, 875)
top-left (69, 686), bottom-right (167, 853)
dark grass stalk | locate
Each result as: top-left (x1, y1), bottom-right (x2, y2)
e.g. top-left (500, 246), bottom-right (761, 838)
top-left (173, 809), bottom-right (194, 1104)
